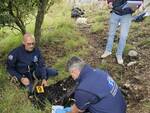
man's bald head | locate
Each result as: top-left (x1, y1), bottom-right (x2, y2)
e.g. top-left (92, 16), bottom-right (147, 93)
top-left (23, 33), bottom-right (35, 52)
top-left (23, 33), bottom-right (35, 42)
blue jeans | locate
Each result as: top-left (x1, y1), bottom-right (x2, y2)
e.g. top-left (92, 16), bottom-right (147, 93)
top-left (105, 13), bottom-right (132, 57)
top-left (34, 67), bottom-right (58, 80)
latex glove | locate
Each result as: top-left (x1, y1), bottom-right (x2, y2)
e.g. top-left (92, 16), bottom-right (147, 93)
top-left (55, 109), bottom-right (66, 113)
top-left (64, 107), bottom-right (71, 112)
top-left (55, 107), bottom-right (71, 113)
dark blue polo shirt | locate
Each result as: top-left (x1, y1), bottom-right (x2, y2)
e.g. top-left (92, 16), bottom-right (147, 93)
top-left (74, 65), bottom-right (126, 113)
top-left (7, 45), bottom-right (47, 80)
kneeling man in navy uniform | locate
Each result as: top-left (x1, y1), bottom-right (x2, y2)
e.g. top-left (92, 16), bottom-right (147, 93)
top-left (7, 33), bottom-right (58, 97)
top-left (66, 56), bottom-right (126, 113)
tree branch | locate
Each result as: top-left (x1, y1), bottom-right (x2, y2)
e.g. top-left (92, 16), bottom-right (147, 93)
top-left (8, 0), bottom-right (26, 35)
top-left (2, 24), bottom-right (22, 32)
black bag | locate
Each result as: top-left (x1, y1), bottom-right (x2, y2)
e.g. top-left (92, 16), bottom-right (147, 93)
top-left (133, 12), bottom-right (146, 22)
top-left (71, 7), bottom-right (84, 18)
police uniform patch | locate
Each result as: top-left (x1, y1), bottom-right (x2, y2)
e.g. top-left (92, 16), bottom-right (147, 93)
top-left (34, 56), bottom-right (38, 62)
top-left (107, 76), bottom-right (118, 96)
top-left (8, 55), bottom-right (13, 60)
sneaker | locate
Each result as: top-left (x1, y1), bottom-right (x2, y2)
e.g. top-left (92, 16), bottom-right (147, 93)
top-left (116, 56), bottom-right (124, 65)
top-left (101, 51), bottom-right (112, 58)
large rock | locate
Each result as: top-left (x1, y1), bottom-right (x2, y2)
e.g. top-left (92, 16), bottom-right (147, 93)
top-left (128, 50), bottom-right (138, 57)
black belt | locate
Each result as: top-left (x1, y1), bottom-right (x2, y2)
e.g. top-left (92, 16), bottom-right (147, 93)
top-left (111, 9), bottom-right (123, 16)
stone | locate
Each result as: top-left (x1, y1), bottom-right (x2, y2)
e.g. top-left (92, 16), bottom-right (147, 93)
top-left (76, 17), bottom-right (88, 24)
top-left (128, 50), bottom-right (138, 57)
top-left (127, 61), bottom-right (137, 67)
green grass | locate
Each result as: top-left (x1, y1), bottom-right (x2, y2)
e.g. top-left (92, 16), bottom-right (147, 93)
top-left (41, 2), bottom-right (78, 45)
top-left (89, 10), bottom-right (108, 33)
top-left (0, 66), bottom-right (42, 113)
top-left (91, 22), bottom-right (104, 33)
top-left (142, 101), bottom-right (150, 111)
top-left (0, 85), bottom-right (43, 113)
top-left (0, 33), bottom-right (22, 60)
top-left (130, 22), bottom-right (140, 30)
top-left (0, 66), bottom-right (8, 89)
top-left (137, 38), bottom-right (150, 47)
top-left (50, 46), bottom-right (89, 84)
top-left (98, 61), bottom-right (109, 70)
top-left (143, 16), bottom-right (150, 25)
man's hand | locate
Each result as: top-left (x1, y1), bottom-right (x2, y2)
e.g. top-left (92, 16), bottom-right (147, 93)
top-left (41, 79), bottom-right (48, 86)
top-left (138, 3), bottom-right (144, 12)
top-left (66, 104), bottom-right (84, 113)
top-left (21, 77), bottom-right (30, 86)
top-left (108, 2), bottom-right (113, 9)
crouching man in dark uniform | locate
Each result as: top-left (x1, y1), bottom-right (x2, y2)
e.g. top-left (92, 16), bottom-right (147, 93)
top-left (7, 33), bottom-right (58, 97)
top-left (65, 56), bottom-right (126, 113)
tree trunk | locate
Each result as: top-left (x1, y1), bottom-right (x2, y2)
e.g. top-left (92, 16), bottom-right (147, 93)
top-left (34, 0), bottom-right (48, 46)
